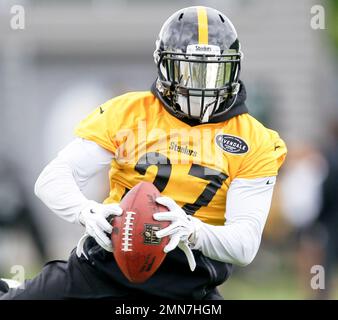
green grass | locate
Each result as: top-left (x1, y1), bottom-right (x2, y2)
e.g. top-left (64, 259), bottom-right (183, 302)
top-left (219, 264), bottom-right (338, 300)
top-left (219, 272), bottom-right (303, 300)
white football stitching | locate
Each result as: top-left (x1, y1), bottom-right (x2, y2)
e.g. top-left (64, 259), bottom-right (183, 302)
top-left (122, 211), bottom-right (136, 252)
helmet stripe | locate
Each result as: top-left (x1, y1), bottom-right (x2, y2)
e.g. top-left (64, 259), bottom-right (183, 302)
top-left (197, 7), bottom-right (208, 45)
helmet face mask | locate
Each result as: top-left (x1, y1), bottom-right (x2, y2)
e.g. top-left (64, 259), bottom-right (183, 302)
top-left (154, 6), bottom-right (242, 123)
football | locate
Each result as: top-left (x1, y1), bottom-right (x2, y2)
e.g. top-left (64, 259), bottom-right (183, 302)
top-left (111, 182), bottom-right (170, 283)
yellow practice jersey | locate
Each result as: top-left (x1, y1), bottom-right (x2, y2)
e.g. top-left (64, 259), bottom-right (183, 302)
top-left (75, 91), bottom-right (287, 226)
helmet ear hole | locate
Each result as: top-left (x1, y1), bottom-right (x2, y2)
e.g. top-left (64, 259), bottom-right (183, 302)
top-left (219, 14), bottom-right (225, 23)
top-left (178, 13), bottom-right (184, 21)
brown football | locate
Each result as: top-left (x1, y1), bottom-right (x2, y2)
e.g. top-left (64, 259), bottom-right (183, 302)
top-left (111, 182), bottom-right (170, 283)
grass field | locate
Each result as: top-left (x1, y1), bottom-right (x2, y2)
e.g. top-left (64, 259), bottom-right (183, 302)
top-left (220, 271), bottom-right (304, 300)
top-left (219, 247), bottom-right (338, 300)
top-left (220, 271), bottom-right (338, 300)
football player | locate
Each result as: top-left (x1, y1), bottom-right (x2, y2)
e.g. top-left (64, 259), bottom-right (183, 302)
top-left (0, 6), bottom-right (286, 300)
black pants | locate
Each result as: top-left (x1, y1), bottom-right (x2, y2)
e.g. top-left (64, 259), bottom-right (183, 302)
top-left (0, 238), bottom-right (231, 300)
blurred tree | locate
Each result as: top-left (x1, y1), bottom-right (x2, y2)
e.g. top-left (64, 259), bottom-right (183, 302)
top-left (328, 0), bottom-right (338, 54)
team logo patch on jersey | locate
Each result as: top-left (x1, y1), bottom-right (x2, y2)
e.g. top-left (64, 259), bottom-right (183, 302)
top-left (215, 134), bottom-right (249, 155)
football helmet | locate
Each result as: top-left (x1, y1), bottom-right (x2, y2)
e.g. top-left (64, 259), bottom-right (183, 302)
top-left (154, 6), bottom-right (242, 123)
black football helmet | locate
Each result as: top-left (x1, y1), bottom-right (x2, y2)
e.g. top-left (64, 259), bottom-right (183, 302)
top-left (154, 6), bottom-right (242, 123)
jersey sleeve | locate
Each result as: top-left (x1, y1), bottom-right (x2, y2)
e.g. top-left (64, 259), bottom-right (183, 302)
top-left (236, 129), bottom-right (287, 179)
top-left (74, 98), bottom-right (124, 154)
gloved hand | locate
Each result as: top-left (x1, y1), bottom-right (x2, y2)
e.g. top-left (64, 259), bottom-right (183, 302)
top-left (153, 196), bottom-right (203, 271)
top-left (78, 200), bottom-right (122, 252)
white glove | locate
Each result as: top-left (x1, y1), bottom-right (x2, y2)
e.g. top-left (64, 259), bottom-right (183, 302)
top-left (78, 200), bottom-right (122, 252)
top-left (153, 196), bottom-right (203, 271)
